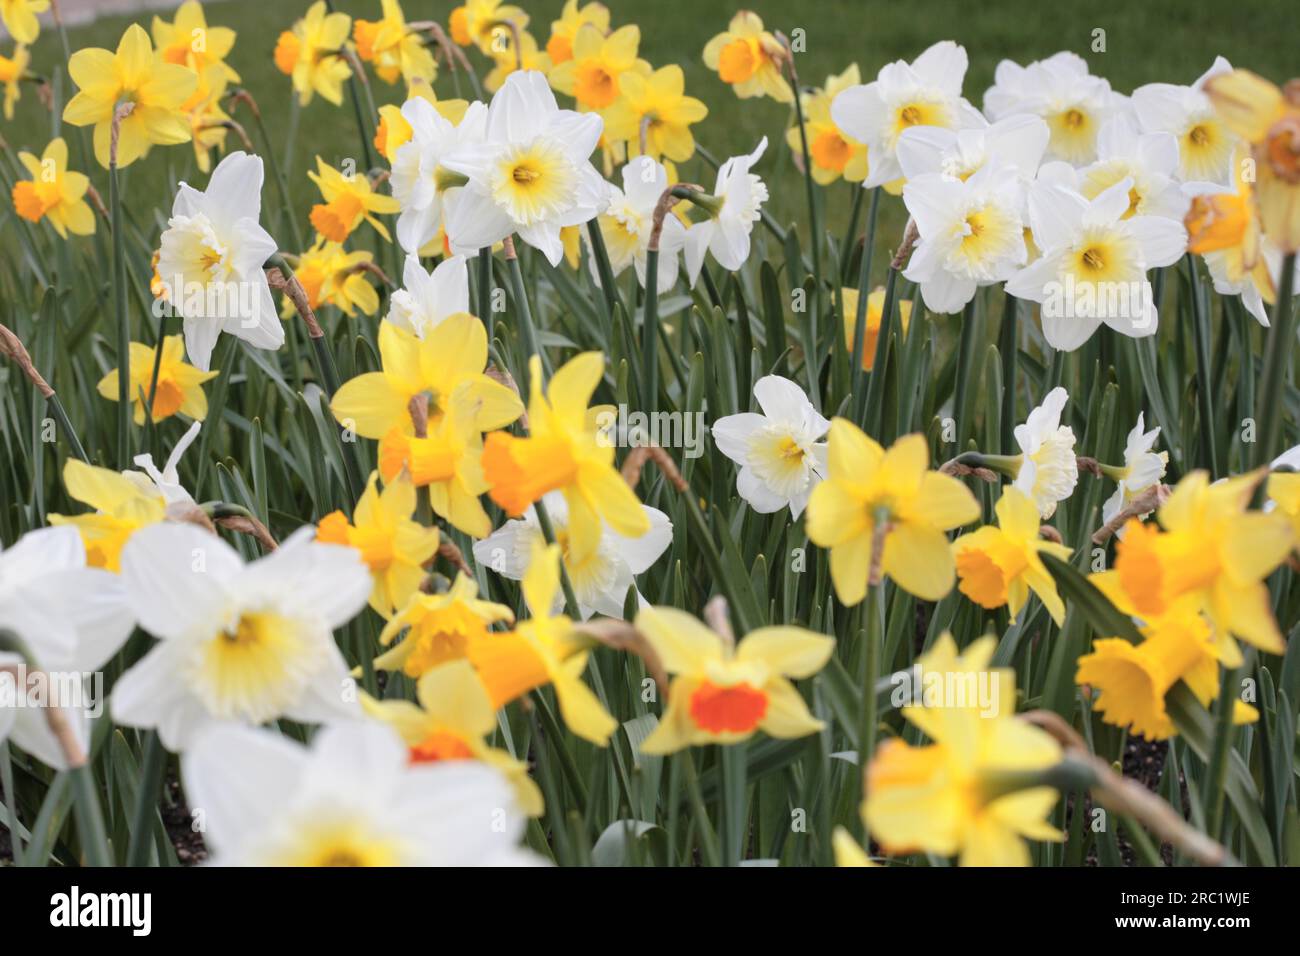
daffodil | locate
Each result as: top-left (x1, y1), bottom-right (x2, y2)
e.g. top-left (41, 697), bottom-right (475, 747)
top-left (182, 721), bottom-right (540, 864)
top-left (786, 65), bottom-right (869, 185)
top-left (832, 828), bottom-right (878, 867)
top-left (635, 606), bottom-right (833, 753)
top-left (712, 375), bottom-right (829, 519)
top-left (464, 542), bottom-right (618, 745)
top-left (1068, 116), bottom-right (1188, 223)
top-left (1009, 386), bottom-right (1078, 519)
top-left (864, 644), bottom-right (1062, 866)
top-left (1097, 471), bottom-right (1293, 666)
top-left (806, 422), bottom-right (981, 606)
top-left (317, 471), bottom-right (440, 619)
top-left (473, 490), bottom-right (672, 619)
top-left (683, 138), bottom-right (769, 285)
top-left (156, 151), bottom-right (283, 371)
top-left (375, 572), bottom-right (514, 677)
top-left (282, 238), bottom-right (382, 318)
top-left (449, 0), bottom-right (529, 55)
top-left (1267, 448), bottom-right (1300, 547)
top-left (1005, 177), bottom-right (1187, 351)
top-left (482, 352), bottom-right (650, 564)
top-left (984, 51), bottom-right (1120, 165)
top-left (483, 29), bottom-right (552, 94)
top-left (1132, 56), bottom-right (1236, 184)
top-left (549, 24), bottom-right (648, 113)
top-left (273, 1), bottom-right (353, 107)
top-left (353, 0), bottom-right (435, 86)
top-left (63, 24), bottom-right (197, 169)
top-left (0, 42), bottom-right (30, 120)
top-left (1100, 413), bottom-right (1167, 529)
top-left (586, 155), bottom-right (686, 294)
top-left (374, 81), bottom-right (469, 163)
top-left (441, 70), bottom-right (608, 266)
top-left (330, 314), bottom-right (522, 442)
top-left (10, 137), bottom-right (95, 238)
top-left (702, 11), bottom-right (792, 104)
top-left (387, 254), bottom-right (469, 336)
top-left (545, 0), bottom-right (609, 65)
top-left (0, 0), bottom-right (46, 45)
top-left (362, 659), bottom-right (543, 815)
top-left (111, 523), bottom-right (369, 751)
top-left (896, 113), bottom-right (1049, 186)
top-left (151, 0), bottom-right (239, 83)
top-left (0, 526), bottom-right (133, 770)
top-left (832, 41), bottom-right (984, 191)
top-left (842, 286), bottom-right (913, 372)
top-left (953, 487), bottom-right (1073, 625)
top-left (47, 460), bottom-right (167, 572)
top-left (96, 334), bottom-right (218, 425)
top-left (182, 63), bottom-right (233, 174)
top-left (603, 64), bottom-right (708, 163)
top-left (308, 156), bottom-right (401, 244)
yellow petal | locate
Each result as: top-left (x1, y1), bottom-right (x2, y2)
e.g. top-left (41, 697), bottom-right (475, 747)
top-left (737, 626), bottom-right (834, 678)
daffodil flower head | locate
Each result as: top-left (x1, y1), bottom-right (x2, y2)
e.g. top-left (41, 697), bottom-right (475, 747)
top-left (97, 335), bottom-right (218, 425)
top-left (587, 155), bottom-right (687, 294)
top-left (362, 658), bottom-right (544, 815)
top-left (983, 51), bottom-right (1119, 165)
top-left (635, 605), bottom-right (834, 753)
top-left (0, 0), bottom-right (47, 46)
top-left (1010, 386), bottom-right (1078, 519)
top-left (62, 23), bottom-right (198, 169)
top-left (807, 422), bottom-right (981, 605)
top-left (842, 286), bottom-right (913, 372)
top-left (549, 24), bottom-right (649, 113)
top-left (897, 113), bottom-right (1050, 188)
top-left (390, 97), bottom-right (487, 254)
top-left (1132, 56), bottom-right (1237, 184)
top-left (786, 65), bottom-right (870, 185)
top-left (545, 0), bottom-right (610, 66)
top-left (449, 0), bottom-right (530, 54)
top-left (308, 155), bottom-right (402, 244)
top-left (282, 238), bottom-right (382, 318)
top-left (11, 137), bottom-right (96, 238)
top-left (1100, 412), bottom-right (1168, 530)
top-left (0, 42), bottom-right (30, 120)
top-left (701, 11), bottom-right (792, 105)
top-left (603, 64), bottom-right (709, 163)
top-left (151, 0), bottom-right (240, 83)
top-left (353, 0), bottom-right (436, 87)
top-left (47, 460), bottom-right (168, 571)
top-left (683, 137), bottom-right (769, 285)
top-left (273, 0), bottom-right (353, 107)
top-left (712, 375), bottom-right (829, 519)
top-left (387, 254), bottom-right (470, 337)
top-left (375, 572), bottom-right (514, 677)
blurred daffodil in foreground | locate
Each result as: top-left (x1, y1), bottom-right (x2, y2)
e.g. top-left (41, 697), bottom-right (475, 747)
top-left (96, 335), bottom-right (217, 425)
top-left (635, 606), bottom-right (833, 753)
top-left (0, 0), bottom-right (46, 45)
top-left (11, 138), bottom-right (96, 238)
top-left (807, 423), bottom-right (980, 605)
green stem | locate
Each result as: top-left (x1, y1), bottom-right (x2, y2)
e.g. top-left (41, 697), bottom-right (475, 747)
top-left (863, 266), bottom-right (899, 433)
top-left (586, 218), bottom-right (620, 321)
top-left (680, 751), bottom-right (721, 866)
top-left (789, 74), bottom-right (823, 410)
top-left (1255, 253), bottom-right (1296, 467)
top-left (641, 246), bottom-right (660, 414)
top-left (849, 188), bottom-right (882, 419)
top-left (477, 247), bottom-right (494, 339)
top-left (719, 742), bottom-right (748, 866)
top-left (109, 159), bottom-right (131, 467)
top-left (1185, 255), bottom-right (1219, 475)
top-left (1204, 663), bottom-right (1242, 840)
top-left (953, 297), bottom-right (980, 449)
top-left (998, 294), bottom-right (1019, 453)
top-left (71, 764), bottom-right (112, 867)
top-left (855, 579), bottom-right (881, 836)
top-left (125, 731), bottom-right (165, 867)
top-left (506, 245), bottom-right (548, 388)
top-left (46, 392), bottom-right (88, 462)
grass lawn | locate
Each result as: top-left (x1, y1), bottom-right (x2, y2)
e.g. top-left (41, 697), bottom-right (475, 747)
top-left (4, 0), bottom-right (1298, 281)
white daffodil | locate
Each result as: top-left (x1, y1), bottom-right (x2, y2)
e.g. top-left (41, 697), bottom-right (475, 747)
top-left (1011, 386), bottom-right (1077, 519)
top-left (1072, 116), bottom-right (1187, 221)
top-left (897, 113), bottom-right (1050, 186)
top-left (1101, 413), bottom-right (1168, 529)
top-left (1005, 177), bottom-right (1186, 351)
top-left (983, 52), bottom-right (1120, 165)
top-left (473, 491), bottom-right (672, 620)
top-left (182, 721), bottom-right (541, 866)
top-left (1201, 232), bottom-right (1293, 327)
top-left (1132, 57), bottom-right (1236, 184)
top-left (440, 71), bottom-right (610, 266)
top-left (587, 156), bottom-right (686, 295)
top-left (111, 523), bottom-right (371, 751)
top-left (386, 254), bottom-right (470, 337)
top-left (901, 162), bottom-right (1027, 313)
top-left (683, 137), bottom-right (769, 286)
top-left (711, 375), bottom-right (829, 519)
top-left (390, 98), bottom-right (487, 255)
top-left (131, 420), bottom-right (201, 505)
top-left (0, 526), bottom-right (134, 769)
top-left (156, 151), bottom-right (283, 372)
top-left (830, 40), bottom-right (985, 189)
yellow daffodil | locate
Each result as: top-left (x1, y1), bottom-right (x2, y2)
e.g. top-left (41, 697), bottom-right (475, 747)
top-left (183, 63), bottom-right (232, 174)
top-left (362, 659), bottom-right (543, 815)
top-left (634, 606), bottom-right (833, 753)
top-left (842, 286), bottom-right (911, 372)
top-left (63, 24), bottom-right (197, 169)
top-left (375, 572), bottom-right (514, 677)
top-left (807, 422), bottom-right (980, 605)
top-left (786, 65), bottom-right (869, 184)
top-left (465, 542), bottom-right (618, 745)
top-left (1266, 468), bottom-right (1300, 547)
top-left (1185, 144), bottom-right (1276, 314)
top-left (317, 471), bottom-right (440, 618)
top-left (545, 0), bottom-right (608, 65)
top-left (482, 352), bottom-right (650, 564)
top-left (273, 0), bottom-right (353, 107)
top-left (1204, 69), bottom-right (1300, 253)
top-left (331, 314), bottom-right (522, 442)
top-left (0, 42), bottom-right (29, 119)
top-left (11, 137), bottom-right (95, 238)
top-left (604, 64), bottom-right (708, 162)
top-left (374, 81), bottom-right (468, 162)
top-left (0, 0), bottom-right (46, 45)
top-left (548, 24), bottom-right (649, 113)
top-left (832, 826), bottom-right (879, 866)
top-left (96, 335), bottom-right (217, 425)
top-left (702, 11), bottom-right (792, 104)
top-left (378, 388), bottom-right (496, 537)
top-left (1096, 471), bottom-right (1293, 667)
top-left (449, 0), bottom-right (529, 54)
top-left (483, 29), bottom-right (551, 94)
top-left (48, 461), bottom-right (167, 571)
top-left (308, 156), bottom-right (401, 244)
top-left (353, 0), bottom-right (435, 87)
top-left (282, 238), bottom-right (382, 317)
top-left (151, 0), bottom-right (239, 83)
top-left (952, 487), bottom-right (1073, 625)
top-left (865, 641), bottom-right (1062, 866)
